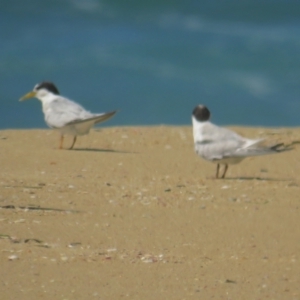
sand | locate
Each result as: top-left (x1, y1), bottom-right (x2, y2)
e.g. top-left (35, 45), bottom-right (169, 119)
top-left (0, 126), bottom-right (300, 299)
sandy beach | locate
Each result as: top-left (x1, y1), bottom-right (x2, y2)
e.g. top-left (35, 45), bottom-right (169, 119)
top-left (0, 126), bottom-right (300, 299)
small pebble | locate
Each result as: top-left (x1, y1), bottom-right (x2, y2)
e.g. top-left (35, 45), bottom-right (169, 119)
top-left (8, 254), bottom-right (18, 261)
top-left (107, 248), bottom-right (117, 252)
top-left (221, 185), bottom-right (230, 189)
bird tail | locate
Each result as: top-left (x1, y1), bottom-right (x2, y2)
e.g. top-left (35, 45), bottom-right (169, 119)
top-left (94, 110), bottom-right (118, 124)
top-left (234, 140), bottom-right (293, 157)
top-left (269, 142), bottom-right (293, 153)
top-left (67, 110), bottom-right (117, 126)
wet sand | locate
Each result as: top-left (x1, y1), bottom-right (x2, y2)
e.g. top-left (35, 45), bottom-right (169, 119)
top-left (0, 126), bottom-right (300, 299)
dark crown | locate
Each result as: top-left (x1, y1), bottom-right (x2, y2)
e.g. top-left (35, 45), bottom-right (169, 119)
top-left (35, 81), bottom-right (60, 95)
top-left (192, 105), bottom-right (210, 121)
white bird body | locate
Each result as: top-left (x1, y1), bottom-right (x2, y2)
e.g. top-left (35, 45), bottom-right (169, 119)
top-left (20, 81), bottom-right (117, 149)
top-left (192, 117), bottom-right (269, 164)
top-left (192, 105), bottom-right (289, 178)
top-left (41, 94), bottom-right (113, 135)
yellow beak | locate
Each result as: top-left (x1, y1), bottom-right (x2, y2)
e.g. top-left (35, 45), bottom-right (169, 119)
top-left (19, 91), bottom-right (37, 101)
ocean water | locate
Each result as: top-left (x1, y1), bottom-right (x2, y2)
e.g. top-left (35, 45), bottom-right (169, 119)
top-left (1, 0), bottom-right (300, 129)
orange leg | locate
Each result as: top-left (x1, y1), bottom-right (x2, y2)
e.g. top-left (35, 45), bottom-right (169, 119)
top-left (69, 136), bottom-right (77, 150)
top-left (59, 135), bottom-right (64, 149)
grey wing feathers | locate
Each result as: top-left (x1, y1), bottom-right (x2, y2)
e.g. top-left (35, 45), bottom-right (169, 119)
top-left (66, 110), bottom-right (117, 126)
top-left (46, 97), bottom-right (93, 128)
top-left (195, 123), bottom-right (248, 160)
top-left (195, 139), bottom-right (246, 160)
top-left (228, 141), bottom-right (292, 158)
top-left (94, 110), bottom-right (117, 124)
top-left (203, 124), bottom-right (242, 142)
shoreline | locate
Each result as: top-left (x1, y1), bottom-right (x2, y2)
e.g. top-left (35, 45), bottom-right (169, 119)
top-left (1, 126), bottom-right (300, 299)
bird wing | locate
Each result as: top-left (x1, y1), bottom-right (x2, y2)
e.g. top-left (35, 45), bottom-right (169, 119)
top-left (62, 111), bottom-right (117, 135)
top-left (233, 140), bottom-right (291, 157)
top-left (45, 97), bottom-right (94, 128)
top-left (195, 124), bottom-right (246, 160)
top-left (196, 138), bottom-right (247, 160)
top-left (195, 123), bottom-right (271, 160)
top-left (67, 110), bottom-right (117, 125)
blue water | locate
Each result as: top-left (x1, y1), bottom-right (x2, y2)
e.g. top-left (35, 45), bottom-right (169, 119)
top-left (1, 0), bottom-right (300, 129)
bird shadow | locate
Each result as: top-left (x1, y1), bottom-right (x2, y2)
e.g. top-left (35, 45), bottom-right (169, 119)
top-left (216, 176), bottom-right (292, 182)
top-left (71, 147), bottom-right (137, 154)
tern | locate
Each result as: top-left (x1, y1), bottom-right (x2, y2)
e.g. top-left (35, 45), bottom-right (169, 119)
top-left (192, 104), bottom-right (289, 178)
top-left (20, 81), bottom-right (117, 149)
